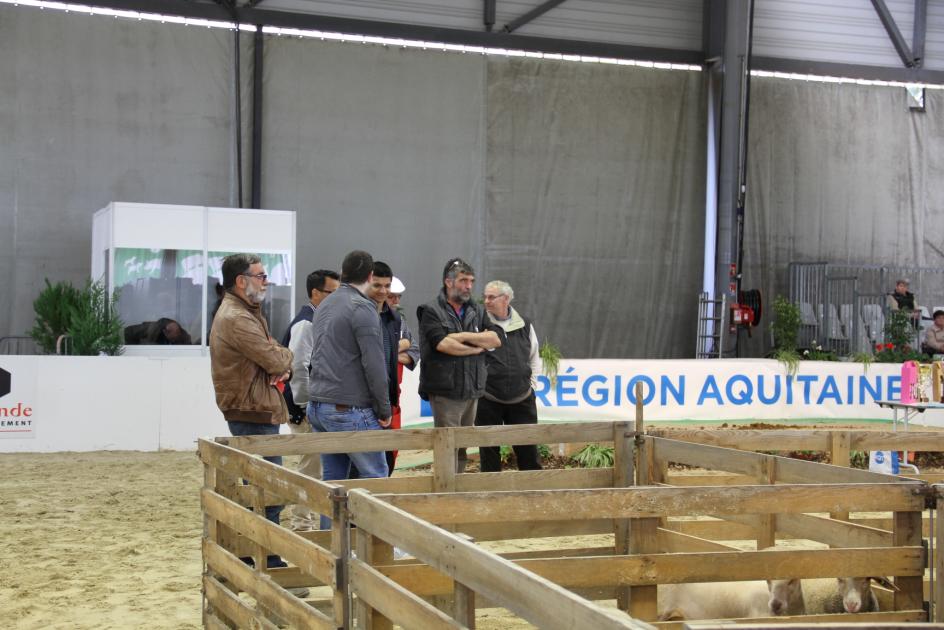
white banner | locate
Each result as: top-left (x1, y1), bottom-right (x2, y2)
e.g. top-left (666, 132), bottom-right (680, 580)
top-left (0, 356), bottom-right (933, 453)
top-left (399, 359), bottom-right (938, 426)
top-left (0, 357), bottom-right (37, 438)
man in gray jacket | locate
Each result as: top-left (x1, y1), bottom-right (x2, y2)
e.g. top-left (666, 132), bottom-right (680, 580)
top-left (308, 250), bottom-right (391, 497)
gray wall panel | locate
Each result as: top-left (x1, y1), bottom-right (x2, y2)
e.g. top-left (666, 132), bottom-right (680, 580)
top-left (0, 6), bottom-right (236, 341)
top-left (485, 59), bottom-right (706, 358)
top-left (259, 37), bottom-right (486, 337)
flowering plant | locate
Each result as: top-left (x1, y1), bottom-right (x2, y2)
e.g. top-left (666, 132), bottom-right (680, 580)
top-left (874, 311), bottom-right (925, 362)
top-left (874, 341), bottom-right (925, 363)
top-left (802, 343), bottom-right (837, 361)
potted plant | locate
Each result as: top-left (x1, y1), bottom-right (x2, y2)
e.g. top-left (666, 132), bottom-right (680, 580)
top-left (30, 279), bottom-right (124, 356)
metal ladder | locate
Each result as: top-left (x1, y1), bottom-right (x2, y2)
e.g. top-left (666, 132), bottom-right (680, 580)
top-left (696, 292), bottom-right (726, 358)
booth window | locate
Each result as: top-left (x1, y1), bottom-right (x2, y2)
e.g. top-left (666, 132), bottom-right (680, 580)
top-left (206, 252), bottom-right (293, 342)
top-left (115, 248), bottom-right (204, 346)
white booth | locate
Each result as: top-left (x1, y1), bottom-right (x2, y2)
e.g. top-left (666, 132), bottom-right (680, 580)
top-left (91, 203), bottom-right (296, 355)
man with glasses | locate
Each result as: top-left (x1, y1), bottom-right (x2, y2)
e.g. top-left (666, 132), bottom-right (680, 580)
top-left (476, 280), bottom-right (543, 472)
top-left (279, 268), bottom-right (339, 530)
top-left (417, 258), bottom-right (502, 473)
top-left (209, 253), bottom-right (301, 576)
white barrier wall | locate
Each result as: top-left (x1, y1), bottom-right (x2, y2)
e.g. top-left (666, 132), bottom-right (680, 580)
top-left (0, 356), bottom-right (225, 452)
top-left (0, 356), bottom-right (937, 453)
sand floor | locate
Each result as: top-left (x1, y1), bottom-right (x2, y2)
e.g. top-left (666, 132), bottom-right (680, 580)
top-left (2, 451), bottom-right (205, 629)
top-left (0, 449), bottom-right (909, 629)
top-left (1, 450), bottom-right (594, 628)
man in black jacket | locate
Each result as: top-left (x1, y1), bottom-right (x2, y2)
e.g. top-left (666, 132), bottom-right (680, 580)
top-left (475, 280), bottom-right (543, 472)
top-left (417, 258), bottom-right (501, 472)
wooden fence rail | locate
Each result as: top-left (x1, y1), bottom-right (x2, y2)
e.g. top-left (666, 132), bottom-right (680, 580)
top-left (346, 488), bottom-right (651, 630)
top-left (200, 420), bottom-right (944, 629)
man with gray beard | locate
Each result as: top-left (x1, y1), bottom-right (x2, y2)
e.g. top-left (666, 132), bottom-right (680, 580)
top-left (209, 253), bottom-right (302, 581)
top-left (417, 258), bottom-right (501, 472)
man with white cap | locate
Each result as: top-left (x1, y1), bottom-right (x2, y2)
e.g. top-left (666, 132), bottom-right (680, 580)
top-left (387, 276), bottom-right (420, 371)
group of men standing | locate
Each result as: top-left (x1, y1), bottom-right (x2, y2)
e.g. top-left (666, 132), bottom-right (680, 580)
top-left (208, 250), bottom-right (544, 540)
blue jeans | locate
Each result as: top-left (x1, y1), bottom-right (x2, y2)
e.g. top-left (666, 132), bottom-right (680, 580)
top-left (227, 420), bottom-right (287, 568)
top-left (308, 402), bottom-right (388, 528)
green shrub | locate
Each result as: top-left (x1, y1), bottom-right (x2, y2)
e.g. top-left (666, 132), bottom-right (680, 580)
top-left (571, 443), bottom-right (614, 468)
top-left (772, 347), bottom-right (800, 376)
top-left (540, 340), bottom-right (562, 386)
top-left (499, 444), bottom-right (551, 464)
top-left (31, 278), bottom-right (124, 356)
top-left (30, 279), bottom-right (83, 354)
top-left (771, 296), bottom-right (801, 351)
top-left (67, 280), bottom-right (124, 356)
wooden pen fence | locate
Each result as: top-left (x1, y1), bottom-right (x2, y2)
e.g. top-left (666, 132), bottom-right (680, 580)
top-left (199, 416), bottom-right (944, 628)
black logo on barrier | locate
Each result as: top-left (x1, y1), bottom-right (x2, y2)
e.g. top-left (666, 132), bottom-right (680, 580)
top-left (0, 368), bottom-right (9, 398)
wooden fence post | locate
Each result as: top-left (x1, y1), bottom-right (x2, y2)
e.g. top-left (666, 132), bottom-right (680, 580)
top-left (627, 382), bottom-right (659, 620)
top-left (757, 456), bottom-right (777, 549)
top-left (433, 428), bottom-right (459, 534)
top-left (249, 484), bottom-right (267, 573)
top-left (202, 463), bottom-right (220, 624)
top-left (330, 486), bottom-right (350, 629)
top-left (213, 469), bottom-right (240, 569)
top-left (433, 428), bottom-right (458, 494)
top-left (613, 421), bottom-right (635, 612)
top-left (894, 508), bottom-right (925, 614)
top-left (356, 529), bottom-right (394, 630)
top-left (830, 431), bottom-right (851, 521)
top-left (935, 485), bottom-right (944, 622)
top-left (454, 533), bottom-right (477, 628)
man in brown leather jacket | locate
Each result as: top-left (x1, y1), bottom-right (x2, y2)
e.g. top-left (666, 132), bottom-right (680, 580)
top-left (209, 253), bottom-right (295, 570)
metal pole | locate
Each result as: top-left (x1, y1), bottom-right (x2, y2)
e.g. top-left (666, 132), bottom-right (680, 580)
top-left (251, 26), bottom-right (264, 209)
top-left (233, 27), bottom-right (244, 208)
top-left (913, 0), bottom-right (927, 67)
top-left (504, 0), bottom-right (568, 33)
top-left (484, 0), bottom-right (496, 32)
top-left (870, 0), bottom-right (916, 67)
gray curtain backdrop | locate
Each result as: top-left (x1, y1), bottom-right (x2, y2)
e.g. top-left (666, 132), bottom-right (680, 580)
top-left (258, 37), bottom-right (486, 339)
top-left (485, 59), bottom-right (706, 358)
top-left (0, 6), bottom-right (236, 341)
top-left (742, 78), bottom-right (944, 355)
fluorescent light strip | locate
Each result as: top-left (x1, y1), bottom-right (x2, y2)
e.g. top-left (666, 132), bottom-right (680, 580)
top-left (752, 69), bottom-right (944, 90)
top-left (259, 25), bottom-right (702, 71)
top-left (0, 0), bottom-right (258, 29)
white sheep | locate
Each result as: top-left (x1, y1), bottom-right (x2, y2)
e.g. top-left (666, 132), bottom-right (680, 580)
top-left (824, 577), bottom-right (881, 614)
top-left (774, 577), bottom-right (883, 615)
top-left (657, 581), bottom-right (772, 621)
top-left (767, 578), bottom-right (806, 616)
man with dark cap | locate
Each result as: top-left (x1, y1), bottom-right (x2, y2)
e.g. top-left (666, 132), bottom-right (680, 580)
top-left (417, 258), bottom-right (501, 473)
